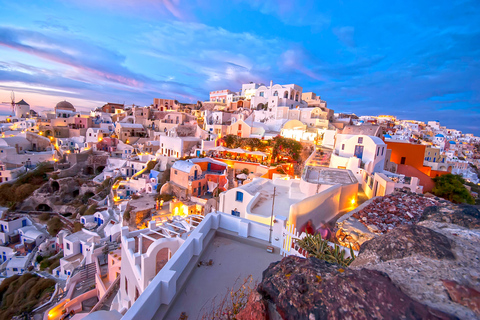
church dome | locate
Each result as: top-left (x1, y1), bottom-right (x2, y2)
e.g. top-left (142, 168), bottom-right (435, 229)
top-left (55, 100), bottom-right (75, 110)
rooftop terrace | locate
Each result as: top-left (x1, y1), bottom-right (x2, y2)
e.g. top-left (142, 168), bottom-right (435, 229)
top-left (162, 232), bottom-right (280, 319)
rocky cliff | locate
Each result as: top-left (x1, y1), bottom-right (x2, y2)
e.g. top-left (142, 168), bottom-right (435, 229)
top-left (238, 202), bottom-right (480, 319)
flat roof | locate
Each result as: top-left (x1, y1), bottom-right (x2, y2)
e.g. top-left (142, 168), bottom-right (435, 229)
top-left (162, 233), bottom-right (280, 319)
top-left (303, 166), bottom-right (357, 185)
top-left (249, 181), bottom-right (304, 219)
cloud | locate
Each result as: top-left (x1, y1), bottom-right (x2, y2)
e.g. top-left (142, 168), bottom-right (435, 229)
top-left (333, 26), bottom-right (355, 47)
top-left (67, 0), bottom-right (193, 21)
top-left (234, 0), bottom-right (331, 29)
top-left (140, 21), bottom-right (287, 90)
top-left (280, 49), bottom-right (323, 81)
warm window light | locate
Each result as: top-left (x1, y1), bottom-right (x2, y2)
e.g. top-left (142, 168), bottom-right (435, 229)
top-left (350, 198), bottom-right (356, 205)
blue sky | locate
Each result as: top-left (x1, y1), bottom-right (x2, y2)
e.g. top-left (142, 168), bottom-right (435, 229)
top-left (0, 0), bottom-right (479, 135)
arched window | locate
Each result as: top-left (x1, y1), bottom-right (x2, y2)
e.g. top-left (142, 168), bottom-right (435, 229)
top-left (284, 91), bottom-right (288, 98)
top-left (273, 91), bottom-right (278, 96)
top-left (295, 94), bottom-right (299, 101)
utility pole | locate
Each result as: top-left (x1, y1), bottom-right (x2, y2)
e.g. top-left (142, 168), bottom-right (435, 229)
top-left (269, 186), bottom-right (276, 243)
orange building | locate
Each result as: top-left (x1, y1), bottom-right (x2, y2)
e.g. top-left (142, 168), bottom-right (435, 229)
top-left (385, 141), bottom-right (437, 192)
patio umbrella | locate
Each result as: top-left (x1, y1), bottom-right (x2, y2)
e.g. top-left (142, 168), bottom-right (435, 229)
top-left (210, 146), bottom-right (228, 151)
top-left (236, 173), bottom-right (248, 179)
top-left (248, 150), bottom-right (267, 157)
top-left (229, 147), bottom-right (247, 154)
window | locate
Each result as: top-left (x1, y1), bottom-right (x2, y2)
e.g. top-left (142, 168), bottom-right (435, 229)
top-left (377, 148), bottom-right (380, 156)
top-left (341, 144), bottom-right (345, 150)
top-left (235, 191), bottom-right (243, 202)
top-left (381, 147), bottom-right (384, 156)
top-left (273, 91), bottom-right (278, 96)
top-left (259, 92), bottom-right (264, 97)
top-left (400, 157), bottom-right (406, 165)
top-left (12, 268), bottom-right (18, 272)
top-left (358, 137), bottom-right (363, 144)
top-left (238, 124), bottom-right (242, 130)
top-left (174, 170), bottom-right (178, 175)
top-left (66, 243), bottom-right (70, 250)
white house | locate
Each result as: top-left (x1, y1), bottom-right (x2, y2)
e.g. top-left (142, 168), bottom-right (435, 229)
top-left (219, 170), bottom-right (358, 230)
top-left (330, 134), bottom-right (387, 180)
top-left (59, 230), bottom-right (101, 278)
top-left (112, 216), bottom-right (202, 312)
top-left (5, 254), bottom-right (31, 277)
top-left (0, 216), bottom-right (32, 245)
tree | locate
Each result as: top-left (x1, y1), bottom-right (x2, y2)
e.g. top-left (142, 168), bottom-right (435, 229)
top-left (47, 217), bottom-right (64, 236)
top-left (432, 174), bottom-right (475, 204)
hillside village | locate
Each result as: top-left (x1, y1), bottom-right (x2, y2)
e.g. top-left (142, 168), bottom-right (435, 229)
top-left (0, 81), bottom-right (479, 320)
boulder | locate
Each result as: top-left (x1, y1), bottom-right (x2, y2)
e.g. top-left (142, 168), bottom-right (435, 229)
top-left (352, 215), bottom-right (480, 319)
top-left (256, 256), bottom-right (455, 320)
top-left (420, 205), bottom-right (480, 229)
top-left (354, 224), bottom-right (455, 263)
top-left (236, 291), bottom-right (268, 320)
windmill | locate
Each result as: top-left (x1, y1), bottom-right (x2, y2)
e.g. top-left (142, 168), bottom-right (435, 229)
top-left (1, 91), bottom-right (15, 115)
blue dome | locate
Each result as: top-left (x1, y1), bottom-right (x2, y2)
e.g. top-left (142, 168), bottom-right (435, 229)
top-left (384, 134), bottom-right (392, 138)
top-left (449, 141), bottom-right (456, 144)
top-left (435, 134), bottom-right (444, 138)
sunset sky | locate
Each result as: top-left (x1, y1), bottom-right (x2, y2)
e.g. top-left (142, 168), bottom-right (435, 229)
top-left (0, 0), bottom-right (479, 134)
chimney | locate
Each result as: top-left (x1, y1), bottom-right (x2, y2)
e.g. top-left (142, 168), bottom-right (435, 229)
top-left (270, 80), bottom-right (273, 87)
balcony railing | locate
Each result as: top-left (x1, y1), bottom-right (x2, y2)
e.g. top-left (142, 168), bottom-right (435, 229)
top-left (188, 173), bottom-right (206, 181)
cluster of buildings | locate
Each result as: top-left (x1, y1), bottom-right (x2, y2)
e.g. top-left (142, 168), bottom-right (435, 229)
top-left (0, 81), bottom-right (478, 320)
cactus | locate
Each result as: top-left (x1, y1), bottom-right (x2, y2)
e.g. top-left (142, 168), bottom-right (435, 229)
top-left (295, 233), bottom-right (355, 267)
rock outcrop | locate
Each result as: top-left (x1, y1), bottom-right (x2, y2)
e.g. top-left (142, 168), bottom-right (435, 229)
top-left (336, 191), bottom-right (439, 250)
top-left (240, 201), bottom-right (480, 319)
top-left (351, 205), bottom-right (480, 319)
top-left (251, 256), bottom-right (455, 320)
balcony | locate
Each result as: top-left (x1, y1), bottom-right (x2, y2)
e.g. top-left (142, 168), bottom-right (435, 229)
top-left (188, 173), bottom-right (206, 181)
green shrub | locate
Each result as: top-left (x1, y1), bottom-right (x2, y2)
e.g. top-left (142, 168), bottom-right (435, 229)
top-left (46, 217), bottom-right (64, 236)
top-left (39, 212), bottom-right (50, 221)
top-left (83, 204), bottom-right (98, 216)
top-left (124, 207), bottom-right (131, 221)
top-left (0, 273), bottom-right (55, 319)
top-left (73, 222), bottom-right (83, 232)
top-left (433, 174), bottom-right (475, 204)
top-left (78, 205), bottom-right (87, 215)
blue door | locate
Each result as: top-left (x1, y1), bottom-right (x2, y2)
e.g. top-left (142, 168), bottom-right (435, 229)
top-left (354, 145), bottom-right (364, 159)
top-left (198, 186), bottom-right (201, 196)
top-left (194, 170), bottom-right (197, 180)
top-left (207, 163), bottom-right (211, 171)
top-left (79, 243), bottom-right (83, 253)
top-left (22, 219), bottom-right (27, 227)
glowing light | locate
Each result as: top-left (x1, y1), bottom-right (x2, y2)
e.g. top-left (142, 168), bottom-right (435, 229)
top-left (350, 198), bottom-right (356, 205)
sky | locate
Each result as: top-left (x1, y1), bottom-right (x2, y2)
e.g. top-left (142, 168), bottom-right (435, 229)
top-left (0, 0), bottom-right (479, 135)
